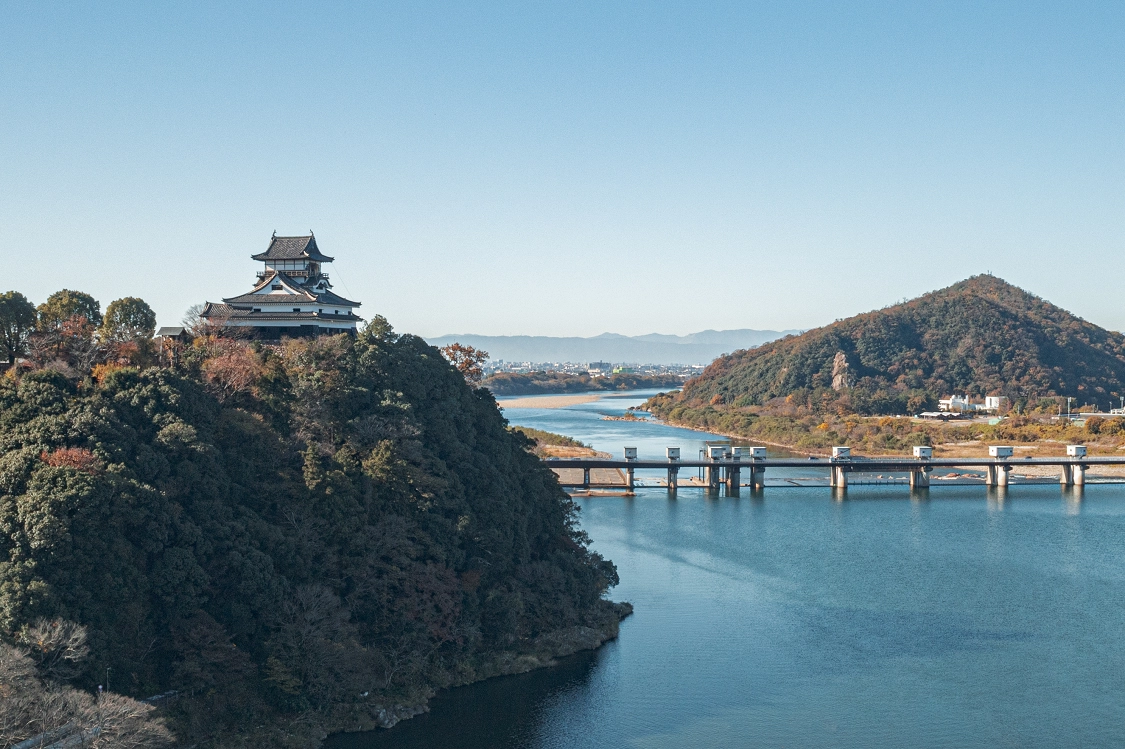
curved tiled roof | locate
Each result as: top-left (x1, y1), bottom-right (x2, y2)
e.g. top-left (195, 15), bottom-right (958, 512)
top-left (251, 234), bottom-right (334, 262)
top-left (200, 301), bottom-right (362, 323)
top-left (221, 272), bottom-right (360, 307)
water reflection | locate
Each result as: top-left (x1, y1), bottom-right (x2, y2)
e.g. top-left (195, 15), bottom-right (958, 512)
top-left (328, 649), bottom-right (604, 749)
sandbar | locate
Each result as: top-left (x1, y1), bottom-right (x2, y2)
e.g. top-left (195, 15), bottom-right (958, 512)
top-left (497, 394), bottom-right (602, 409)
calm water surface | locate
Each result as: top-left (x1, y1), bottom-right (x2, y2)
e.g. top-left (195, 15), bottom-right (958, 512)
top-left (330, 391), bottom-right (1125, 748)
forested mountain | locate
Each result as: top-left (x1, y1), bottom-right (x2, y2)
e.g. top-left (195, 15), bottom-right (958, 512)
top-left (0, 315), bottom-right (622, 746)
top-left (655, 276), bottom-right (1125, 416)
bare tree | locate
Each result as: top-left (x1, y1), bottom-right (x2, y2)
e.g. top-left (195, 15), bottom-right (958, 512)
top-left (0, 635), bottom-right (173, 749)
top-left (17, 618), bottom-right (90, 681)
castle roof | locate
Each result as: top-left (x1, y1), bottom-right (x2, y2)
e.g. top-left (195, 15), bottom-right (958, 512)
top-left (251, 234), bottom-right (334, 262)
top-left (221, 271), bottom-right (360, 307)
top-left (200, 302), bottom-right (362, 323)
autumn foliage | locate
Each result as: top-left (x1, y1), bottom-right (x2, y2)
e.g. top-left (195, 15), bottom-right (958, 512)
top-left (0, 316), bottom-right (618, 746)
top-left (440, 342), bottom-right (489, 384)
top-left (39, 447), bottom-right (102, 475)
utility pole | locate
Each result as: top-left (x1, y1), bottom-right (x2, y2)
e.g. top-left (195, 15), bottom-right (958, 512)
top-left (1067, 397), bottom-right (1073, 422)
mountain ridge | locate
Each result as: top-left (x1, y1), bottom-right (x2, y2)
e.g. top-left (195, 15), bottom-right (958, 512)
top-left (662, 275), bottom-right (1125, 415)
top-left (425, 329), bottom-right (801, 365)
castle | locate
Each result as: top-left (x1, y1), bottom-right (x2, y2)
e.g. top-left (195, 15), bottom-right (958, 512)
top-left (200, 233), bottom-right (361, 338)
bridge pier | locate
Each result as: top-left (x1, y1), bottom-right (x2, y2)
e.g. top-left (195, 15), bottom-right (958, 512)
top-left (706, 446), bottom-right (724, 494)
top-left (748, 447), bottom-right (766, 490)
top-left (583, 467), bottom-right (590, 489)
top-left (911, 447), bottom-right (932, 488)
top-left (667, 447), bottom-right (680, 493)
top-left (997, 464), bottom-right (1010, 487)
top-left (1067, 446), bottom-right (1087, 487)
top-left (1060, 464), bottom-right (1073, 485)
top-left (985, 464), bottom-right (1011, 486)
top-left (830, 447), bottom-right (850, 490)
top-left (726, 447), bottom-right (741, 497)
top-left (624, 447), bottom-right (637, 493)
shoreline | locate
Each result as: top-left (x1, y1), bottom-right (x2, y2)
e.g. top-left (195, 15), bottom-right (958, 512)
top-left (640, 414), bottom-right (824, 456)
top-left (327, 601), bottom-right (633, 738)
top-left (498, 393), bottom-right (604, 409)
top-left (645, 415), bottom-right (1125, 472)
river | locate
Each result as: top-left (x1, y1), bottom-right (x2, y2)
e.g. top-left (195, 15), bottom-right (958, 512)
top-left (329, 390), bottom-right (1125, 748)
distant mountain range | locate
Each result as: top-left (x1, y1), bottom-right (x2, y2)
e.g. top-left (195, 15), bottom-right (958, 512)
top-left (425, 329), bottom-right (802, 366)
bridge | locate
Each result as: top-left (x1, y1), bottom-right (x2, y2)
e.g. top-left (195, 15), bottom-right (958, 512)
top-left (544, 444), bottom-right (1120, 496)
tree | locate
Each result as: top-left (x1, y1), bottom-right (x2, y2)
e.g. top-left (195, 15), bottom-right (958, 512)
top-left (0, 291), bottom-right (37, 365)
top-left (202, 339), bottom-right (263, 401)
top-left (37, 290), bottom-right (101, 330)
top-left (440, 343), bottom-right (489, 385)
top-left (100, 297), bottom-right (156, 342)
top-left (181, 302), bottom-right (206, 334)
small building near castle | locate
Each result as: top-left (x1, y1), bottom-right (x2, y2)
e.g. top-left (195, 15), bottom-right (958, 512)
top-left (200, 233), bottom-right (362, 338)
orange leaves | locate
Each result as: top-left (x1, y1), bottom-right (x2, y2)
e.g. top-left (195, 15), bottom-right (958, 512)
top-left (202, 339), bottom-right (263, 402)
top-left (40, 447), bottom-right (102, 475)
top-left (440, 343), bottom-right (488, 385)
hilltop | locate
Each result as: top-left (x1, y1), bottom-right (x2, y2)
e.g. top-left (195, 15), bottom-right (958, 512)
top-left (660, 276), bottom-right (1125, 415)
top-left (644, 277), bottom-right (1125, 455)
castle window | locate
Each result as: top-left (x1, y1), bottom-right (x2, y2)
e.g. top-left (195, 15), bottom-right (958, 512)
top-left (272, 284), bottom-right (282, 290)
top-left (293, 307), bottom-right (301, 312)
top-left (253, 308), bottom-right (261, 312)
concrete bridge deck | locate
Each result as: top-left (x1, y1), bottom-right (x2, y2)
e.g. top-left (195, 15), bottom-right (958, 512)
top-left (545, 448), bottom-right (1125, 495)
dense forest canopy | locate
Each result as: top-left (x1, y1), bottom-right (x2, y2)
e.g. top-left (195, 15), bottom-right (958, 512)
top-left (0, 291), bottom-right (621, 747)
top-left (662, 276), bottom-right (1125, 417)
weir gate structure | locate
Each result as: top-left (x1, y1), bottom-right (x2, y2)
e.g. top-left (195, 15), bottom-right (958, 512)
top-left (544, 444), bottom-right (1118, 496)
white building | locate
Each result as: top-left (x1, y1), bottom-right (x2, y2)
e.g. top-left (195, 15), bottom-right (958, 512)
top-left (939, 394), bottom-right (1007, 413)
top-left (201, 233), bottom-right (362, 338)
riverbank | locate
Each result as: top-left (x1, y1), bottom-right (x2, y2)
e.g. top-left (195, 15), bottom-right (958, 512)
top-left (643, 393), bottom-right (1125, 460)
top-left (498, 394), bottom-right (603, 409)
top-left (329, 601), bottom-right (633, 737)
top-left (643, 413), bottom-right (1125, 476)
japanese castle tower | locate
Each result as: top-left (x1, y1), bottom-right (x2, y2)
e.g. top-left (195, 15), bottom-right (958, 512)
top-left (201, 233), bottom-right (361, 338)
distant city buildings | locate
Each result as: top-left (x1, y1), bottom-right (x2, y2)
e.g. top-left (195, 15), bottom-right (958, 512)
top-left (482, 359), bottom-right (701, 378)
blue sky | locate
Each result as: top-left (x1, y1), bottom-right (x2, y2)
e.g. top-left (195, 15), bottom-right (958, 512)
top-left (2, 2), bottom-right (1122, 336)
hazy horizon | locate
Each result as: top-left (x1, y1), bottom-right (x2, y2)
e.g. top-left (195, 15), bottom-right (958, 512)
top-left (4, 3), bottom-right (1123, 338)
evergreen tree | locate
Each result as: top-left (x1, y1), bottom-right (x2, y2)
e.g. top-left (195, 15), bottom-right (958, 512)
top-left (36, 289), bottom-right (102, 330)
top-left (0, 291), bottom-right (37, 365)
top-left (99, 297), bottom-right (157, 342)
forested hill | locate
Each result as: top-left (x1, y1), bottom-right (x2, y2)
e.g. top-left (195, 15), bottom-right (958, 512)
top-left (656, 276), bottom-right (1125, 416)
top-left (0, 318), bottom-right (621, 746)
